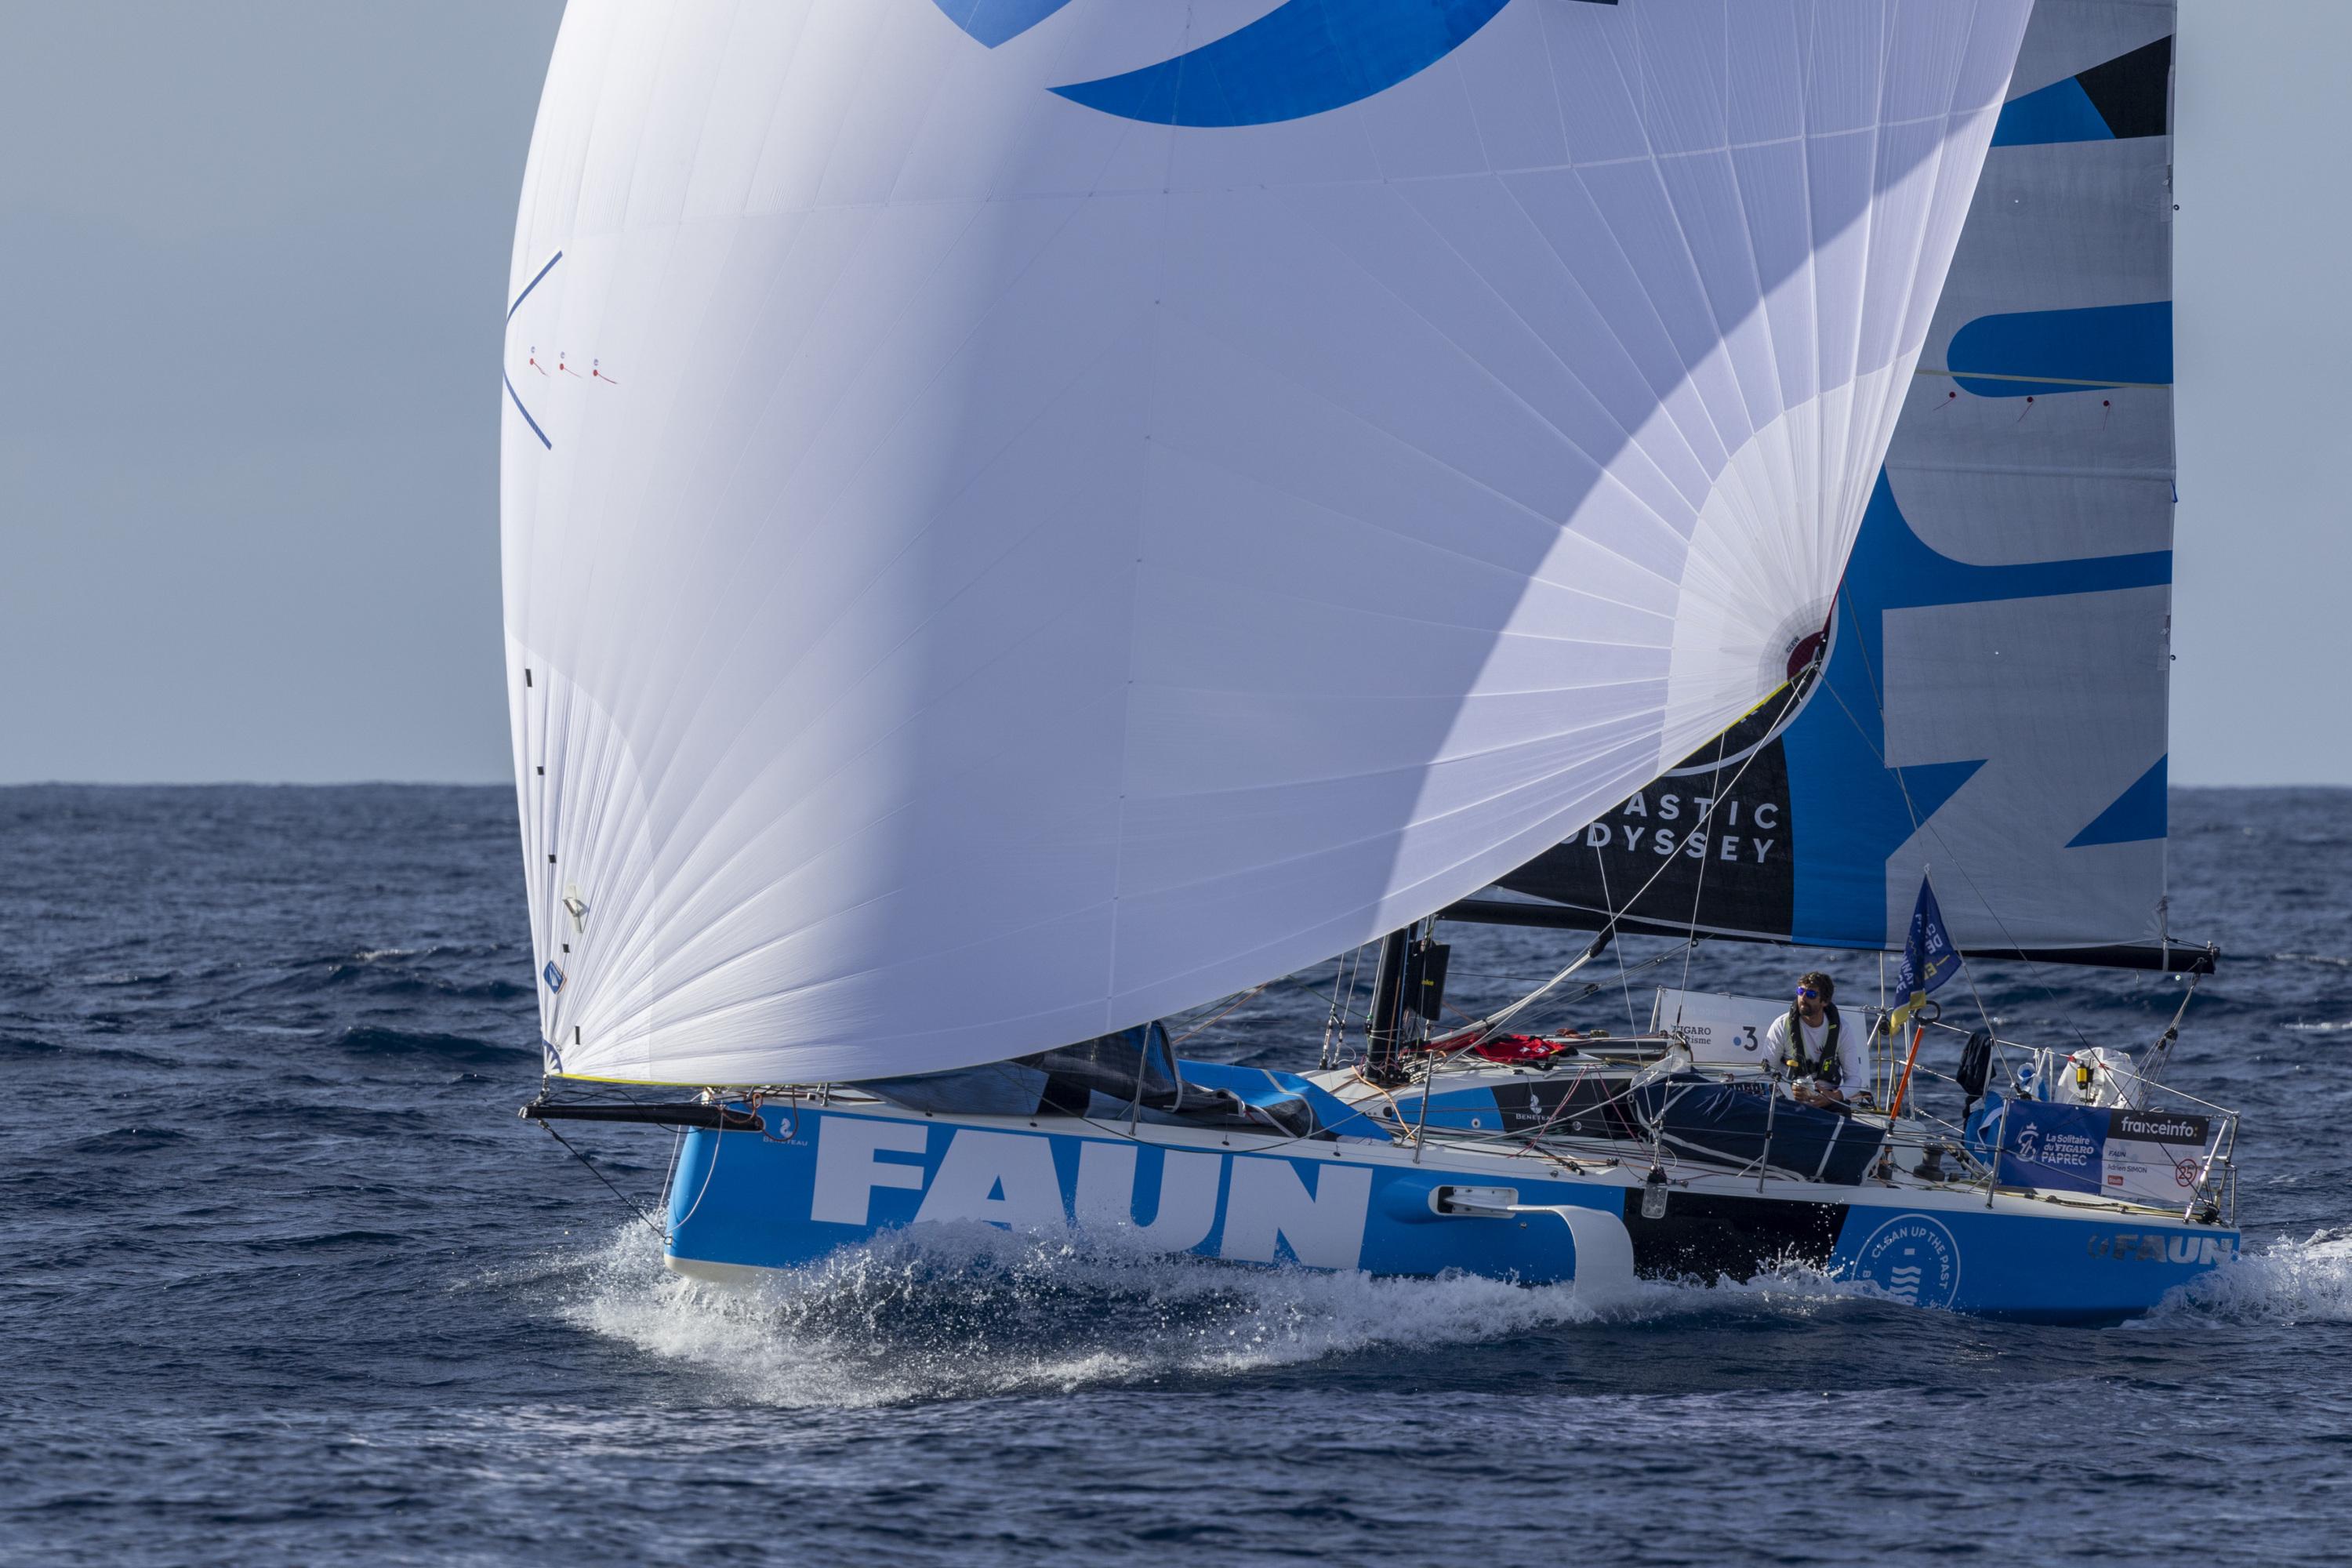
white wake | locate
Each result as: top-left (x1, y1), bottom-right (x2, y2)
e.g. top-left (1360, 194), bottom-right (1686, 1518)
top-left (2147, 1230), bottom-right (2352, 1325)
top-left (547, 1224), bottom-right (1886, 1408)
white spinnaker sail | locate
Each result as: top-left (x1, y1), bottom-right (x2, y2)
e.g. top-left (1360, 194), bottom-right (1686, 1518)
top-left (503, 0), bottom-right (2030, 1083)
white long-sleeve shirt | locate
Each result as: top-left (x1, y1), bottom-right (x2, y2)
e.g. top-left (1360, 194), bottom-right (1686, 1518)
top-left (1763, 1010), bottom-right (1872, 1103)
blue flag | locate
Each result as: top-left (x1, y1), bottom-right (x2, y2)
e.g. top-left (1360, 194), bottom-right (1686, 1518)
top-left (1889, 877), bottom-right (1962, 1034)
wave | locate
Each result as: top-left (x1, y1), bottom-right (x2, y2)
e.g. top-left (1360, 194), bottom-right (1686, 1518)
top-left (82, 969), bottom-right (180, 989)
top-left (245, 1229), bottom-right (413, 1254)
top-left (65, 1126), bottom-right (191, 1155)
top-left (252, 965), bottom-right (531, 1004)
top-left (330, 1025), bottom-right (536, 1067)
top-left (2144, 1232), bottom-right (2352, 1326)
top-left (326, 975), bottom-right (533, 1002)
top-left (2284, 1022), bottom-right (2352, 1033)
top-left (549, 1223), bottom-right (1889, 1409)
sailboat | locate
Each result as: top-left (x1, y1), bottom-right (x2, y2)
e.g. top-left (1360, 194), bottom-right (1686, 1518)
top-left (507, 0), bottom-right (2238, 1322)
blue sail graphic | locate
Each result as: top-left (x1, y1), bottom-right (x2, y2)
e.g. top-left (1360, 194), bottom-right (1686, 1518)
top-left (1947, 302), bottom-right (2172, 397)
top-left (933, 0), bottom-right (1076, 49)
top-left (1051, 0), bottom-right (1517, 128)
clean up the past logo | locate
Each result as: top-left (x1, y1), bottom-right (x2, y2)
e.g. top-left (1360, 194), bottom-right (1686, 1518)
top-left (1852, 1214), bottom-right (1962, 1310)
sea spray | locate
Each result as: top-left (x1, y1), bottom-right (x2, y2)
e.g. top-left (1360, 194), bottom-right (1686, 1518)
top-left (554, 1222), bottom-right (1900, 1408)
top-left (2142, 1230), bottom-right (2352, 1326)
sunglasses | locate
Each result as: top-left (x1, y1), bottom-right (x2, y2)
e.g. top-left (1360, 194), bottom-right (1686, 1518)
top-left (1795, 986), bottom-right (1820, 1000)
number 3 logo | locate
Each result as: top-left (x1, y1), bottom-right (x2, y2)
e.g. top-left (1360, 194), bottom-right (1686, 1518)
top-left (1741, 1025), bottom-right (1760, 1053)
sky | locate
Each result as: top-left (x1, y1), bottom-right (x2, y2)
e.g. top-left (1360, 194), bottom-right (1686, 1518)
top-left (2, 0), bottom-right (2343, 787)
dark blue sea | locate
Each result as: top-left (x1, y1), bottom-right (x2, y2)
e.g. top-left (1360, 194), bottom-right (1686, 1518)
top-left (5, 785), bottom-right (2350, 1566)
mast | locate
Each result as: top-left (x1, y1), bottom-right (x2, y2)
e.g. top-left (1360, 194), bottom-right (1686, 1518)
top-left (1367, 922), bottom-right (1454, 1083)
top-left (1364, 927), bottom-right (1414, 1085)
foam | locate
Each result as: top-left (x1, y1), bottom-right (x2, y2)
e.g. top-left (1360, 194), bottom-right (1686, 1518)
top-left (2144, 1231), bottom-right (2352, 1326)
top-left (549, 1223), bottom-right (1893, 1408)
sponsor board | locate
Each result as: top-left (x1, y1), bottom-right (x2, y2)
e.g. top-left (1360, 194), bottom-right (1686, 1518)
top-left (1994, 1102), bottom-right (2216, 1208)
top-left (1650, 988), bottom-right (1787, 1066)
top-left (2101, 1110), bottom-right (2216, 1208)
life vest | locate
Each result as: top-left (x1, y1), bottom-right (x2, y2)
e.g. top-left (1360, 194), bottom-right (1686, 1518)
top-left (1782, 1004), bottom-right (1843, 1087)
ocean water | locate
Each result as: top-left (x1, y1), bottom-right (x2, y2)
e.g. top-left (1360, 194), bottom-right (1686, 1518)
top-left (5, 784), bottom-right (2350, 1566)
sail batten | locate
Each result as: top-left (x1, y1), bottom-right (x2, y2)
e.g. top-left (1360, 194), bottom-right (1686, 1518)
top-left (505, 0), bottom-right (2030, 1084)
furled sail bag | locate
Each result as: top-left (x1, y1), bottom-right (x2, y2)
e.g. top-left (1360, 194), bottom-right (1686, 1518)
top-left (503, 0), bottom-right (2033, 1084)
top-left (1635, 1073), bottom-right (1886, 1186)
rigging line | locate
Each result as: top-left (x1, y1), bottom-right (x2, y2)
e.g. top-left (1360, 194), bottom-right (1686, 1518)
top-left (2143, 970), bottom-right (2203, 1084)
top-left (1560, 670), bottom-right (1802, 1038)
top-left (535, 1118), bottom-right (666, 1240)
top-left (1942, 892), bottom-right (2003, 1040)
top-left (1425, 939), bottom-right (1697, 1035)
top-left (670, 1110), bottom-right (727, 1235)
top-left (1825, 673), bottom-right (2095, 1044)
top-left (1281, 969), bottom-right (1356, 1022)
top-left (1333, 943), bottom-right (1365, 1037)
top-left (1925, 800), bottom-right (2125, 1036)
top-left (1321, 951), bottom-right (1349, 1069)
top-left (1062, 1091), bottom-right (1312, 1159)
top-left (1448, 963), bottom-right (1643, 985)
top-left (1470, 721), bottom-right (1780, 1043)
top-left (1350, 1065), bottom-right (1414, 1133)
top-left (660, 1121), bottom-right (686, 1215)
top-left (1912, 812), bottom-right (2109, 1051)
top-left (1168, 984), bottom-right (1270, 1046)
top-left (1821, 589), bottom-right (2092, 1051)
top-left (1676, 713), bottom-right (1740, 1004)
top-left (1589, 838), bottom-right (1640, 1033)
top-left (1163, 985), bottom-right (1254, 1029)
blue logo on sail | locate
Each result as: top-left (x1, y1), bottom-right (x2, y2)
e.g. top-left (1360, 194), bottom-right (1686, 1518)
top-left (935, 0), bottom-right (1541, 127)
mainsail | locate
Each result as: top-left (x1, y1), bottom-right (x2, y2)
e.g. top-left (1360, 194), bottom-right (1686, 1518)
top-left (503, 0), bottom-right (2031, 1083)
top-left (1467, 1), bottom-right (2187, 968)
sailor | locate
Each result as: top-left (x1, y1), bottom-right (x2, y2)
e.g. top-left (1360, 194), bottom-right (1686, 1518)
top-left (1765, 971), bottom-right (1872, 1110)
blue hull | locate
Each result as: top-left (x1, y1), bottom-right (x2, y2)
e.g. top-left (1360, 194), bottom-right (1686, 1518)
top-left (666, 1105), bottom-right (2237, 1323)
